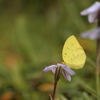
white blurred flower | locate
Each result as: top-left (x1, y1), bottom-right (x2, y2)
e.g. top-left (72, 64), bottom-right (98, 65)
top-left (43, 63), bottom-right (76, 81)
top-left (81, 27), bottom-right (100, 39)
top-left (80, 1), bottom-right (100, 23)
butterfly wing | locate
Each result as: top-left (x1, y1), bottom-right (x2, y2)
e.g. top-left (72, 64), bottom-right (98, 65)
top-left (62, 35), bottom-right (86, 69)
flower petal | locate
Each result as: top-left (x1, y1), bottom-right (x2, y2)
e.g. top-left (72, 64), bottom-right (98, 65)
top-left (80, 2), bottom-right (100, 15)
top-left (60, 64), bottom-right (76, 75)
top-left (51, 63), bottom-right (65, 74)
top-left (42, 65), bottom-right (57, 73)
top-left (81, 27), bottom-right (100, 39)
top-left (51, 68), bottom-right (56, 74)
top-left (62, 69), bottom-right (71, 81)
top-left (88, 11), bottom-right (98, 23)
top-left (52, 63), bottom-right (63, 74)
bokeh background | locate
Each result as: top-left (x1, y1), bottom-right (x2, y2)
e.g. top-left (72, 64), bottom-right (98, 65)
top-left (0, 0), bottom-right (97, 100)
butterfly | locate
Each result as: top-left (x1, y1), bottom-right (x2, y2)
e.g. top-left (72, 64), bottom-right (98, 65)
top-left (62, 35), bottom-right (86, 69)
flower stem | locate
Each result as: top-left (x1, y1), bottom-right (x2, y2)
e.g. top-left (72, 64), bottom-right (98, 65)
top-left (96, 38), bottom-right (100, 99)
top-left (52, 67), bottom-right (62, 100)
top-left (52, 80), bottom-right (58, 100)
top-left (96, 18), bottom-right (100, 99)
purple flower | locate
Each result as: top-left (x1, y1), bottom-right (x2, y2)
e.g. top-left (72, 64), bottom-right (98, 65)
top-left (81, 27), bottom-right (100, 39)
top-left (43, 63), bottom-right (76, 81)
top-left (80, 2), bottom-right (100, 23)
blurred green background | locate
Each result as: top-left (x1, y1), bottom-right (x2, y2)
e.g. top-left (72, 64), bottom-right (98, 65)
top-left (0, 0), bottom-right (98, 100)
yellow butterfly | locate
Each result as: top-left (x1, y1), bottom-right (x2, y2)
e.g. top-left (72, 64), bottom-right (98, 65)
top-left (62, 35), bottom-right (86, 69)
